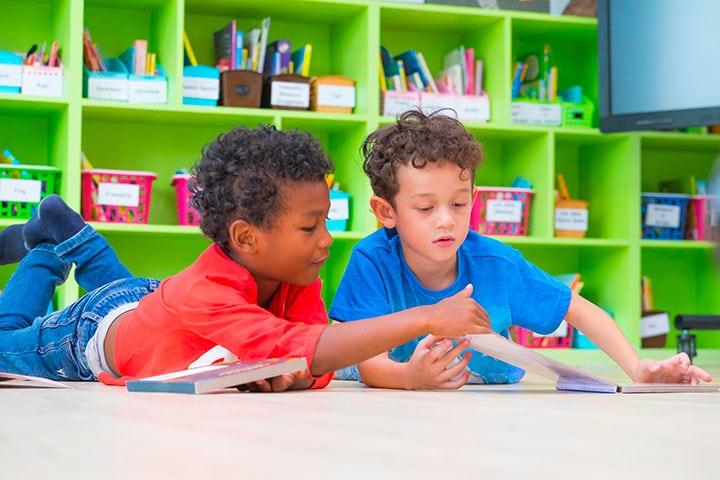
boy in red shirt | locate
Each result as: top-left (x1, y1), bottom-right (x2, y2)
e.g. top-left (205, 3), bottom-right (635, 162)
top-left (0, 125), bottom-right (489, 391)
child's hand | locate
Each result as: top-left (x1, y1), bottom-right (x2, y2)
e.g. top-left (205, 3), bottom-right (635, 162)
top-left (632, 353), bottom-right (713, 385)
top-left (426, 284), bottom-right (491, 337)
top-left (236, 369), bottom-right (314, 392)
top-left (402, 335), bottom-right (472, 390)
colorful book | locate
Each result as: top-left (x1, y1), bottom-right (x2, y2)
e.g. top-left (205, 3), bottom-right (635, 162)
top-left (256, 17), bottom-right (271, 73)
top-left (301, 43), bottom-right (312, 76)
top-left (464, 47), bottom-right (475, 95)
top-left (133, 39), bottom-right (147, 75)
top-left (475, 59), bottom-right (483, 94)
top-left (126, 358), bottom-right (308, 394)
top-left (235, 30), bottom-right (244, 69)
top-left (511, 62), bottom-right (524, 99)
top-left (394, 50), bottom-right (430, 91)
top-left (214, 20), bottom-right (237, 68)
top-left (0, 371), bottom-right (67, 389)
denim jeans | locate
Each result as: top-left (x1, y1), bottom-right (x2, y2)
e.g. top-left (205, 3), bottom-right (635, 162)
top-left (0, 225), bottom-right (158, 380)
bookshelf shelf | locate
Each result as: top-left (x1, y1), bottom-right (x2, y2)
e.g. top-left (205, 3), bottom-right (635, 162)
top-left (0, 0), bottom-right (718, 362)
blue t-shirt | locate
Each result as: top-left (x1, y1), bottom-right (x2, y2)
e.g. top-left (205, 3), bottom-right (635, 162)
top-left (329, 229), bottom-right (572, 384)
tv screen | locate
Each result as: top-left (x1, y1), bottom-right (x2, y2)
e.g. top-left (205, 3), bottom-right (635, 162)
top-left (599, 0), bottom-right (720, 132)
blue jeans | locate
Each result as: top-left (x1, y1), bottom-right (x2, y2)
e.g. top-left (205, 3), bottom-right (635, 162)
top-left (0, 225), bottom-right (158, 380)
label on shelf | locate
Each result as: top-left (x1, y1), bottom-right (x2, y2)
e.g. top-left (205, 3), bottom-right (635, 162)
top-left (534, 320), bottom-right (569, 338)
top-left (382, 91), bottom-right (421, 116)
top-left (271, 81), bottom-right (310, 108)
top-left (511, 102), bottom-right (561, 125)
top-left (21, 66), bottom-right (63, 97)
top-left (640, 312), bottom-right (670, 338)
top-left (645, 204), bottom-right (681, 228)
top-left (0, 179), bottom-right (42, 203)
top-left (486, 200), bottom-right (523, 223)
top-left (97, 183), bottom-right (140, 207)
top-left (88, 77), bottom-right (128, 102)
top-left (317, 85), bottom-right (355, 108)
top-left (420, 93), bottom-right (458, 116)
top-left (329, 198), bottom-right (349, 220)
top-left (183, 76), bottom-right (219, 100)
top-left (555, 208), bottom-right (588, 232)
top-left (456, 94), bottom-right (490, 122)
top-left (128, 78), bottom-right (167, 104)
top-left (0, 63), bottom-right (22, 88)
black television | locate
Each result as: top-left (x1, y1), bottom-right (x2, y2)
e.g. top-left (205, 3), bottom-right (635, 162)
top-left (599, 0), bottom-right (720, 133)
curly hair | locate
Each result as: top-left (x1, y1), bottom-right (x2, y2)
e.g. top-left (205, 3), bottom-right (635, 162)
top-left (190, 125), bottom-right (333, 249)
top-left (361, 110), bottom-right (483, 202)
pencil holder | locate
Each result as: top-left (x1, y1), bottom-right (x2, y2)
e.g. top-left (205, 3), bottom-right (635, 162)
top-left (127, 66), bottom-right (168, 104)
top-left (470, 187), bottom-right (534, 236)
top-left (641, 193), bottom-right (690, 240)
top-left (327, 189), bottom-right (351, 231)
top-left (220, 70), bottom-right (263, 108)
top-left (183, 65), bottom-right (220, 106)
top-left (171, 173), bottom-right (201, 226)
top-left (0, 51), bottom-right (22, 94)
top-left (0, 165), bottom-right (61, 219)
top-left (81, 169), bottom-right (157, 224)
top-left (263, 74), bottom-right (310, 110)
top-left (381, 91), bottom-right (421, 117)
top-left (22, 64), bottom-right (64, 97)
top-left (561, 96), bottom-right (594, 128)
top-left (310, 75), bottom-right (355, 114)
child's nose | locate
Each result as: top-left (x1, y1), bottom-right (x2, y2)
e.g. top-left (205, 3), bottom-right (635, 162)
top-left (436, 208), bottom-right (455, 228)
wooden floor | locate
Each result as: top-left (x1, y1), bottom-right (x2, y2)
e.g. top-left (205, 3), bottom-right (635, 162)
top-left (2, 363), bottom-right (719, 480)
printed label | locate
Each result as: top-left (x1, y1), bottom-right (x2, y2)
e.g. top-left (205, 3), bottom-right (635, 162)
top-left (640, 312), bottom-right (670, 338)
top-left (0, 63), bottom-right (22, 88)
top-left (88, 77), bottom-right (128, 101)
top-left (317, 85), bottom-right (355, 108)
top-left (22, 68), bottom-right (63, 97)
top-left (0, 179), bottom-right (42, 203)
top-left (97, 183), bottom-right (140, 207)
top-left (328, 198), bottom-right (349, 220)
top-left (555, 208), bottom-right (588, 232)
top-left (271, 81), bottom-right (310, 108)
top-left (382, 92), bottom-right (421, 116)
top-left (420, 93), bottom-right (458, 116)
top-left (511, 102), bottom-right (561, 125)
top-left (128, 79), bottom-right (167, 104)
top-left (183, 76), bottom-right (219, 100)
top-left (645, 204), bottom-right (681, 228)
top-left (486, 199), bottom-right (523, 223)
top-left (457, 95), bottom-right (490, 122)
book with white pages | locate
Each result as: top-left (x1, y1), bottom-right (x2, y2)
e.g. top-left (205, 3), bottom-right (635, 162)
top-left (467, 334), bottom-right (720, 394)
top-left (0, 371), bottom-right (68, 388)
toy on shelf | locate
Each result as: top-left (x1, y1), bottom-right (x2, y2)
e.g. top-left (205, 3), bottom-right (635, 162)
top-left (379, 45), bottom-right (489, 122)
top-left (470, 176), bottom-right (534, 236)
top-left (554, 173), bottom-right (588, 238)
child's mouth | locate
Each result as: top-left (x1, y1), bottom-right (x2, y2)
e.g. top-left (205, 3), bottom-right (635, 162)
top-left (433, 236), bottom-right (455, 248)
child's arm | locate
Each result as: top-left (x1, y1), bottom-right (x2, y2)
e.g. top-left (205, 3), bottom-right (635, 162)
top-left (357, 336), bottom-right (472, 390)
top-left (566, 294), bottom-right (712, 384)
top-left (310, 284), bottom-right (489, 377)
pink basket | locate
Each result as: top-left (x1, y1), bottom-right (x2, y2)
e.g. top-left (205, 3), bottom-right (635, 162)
top-left (81, 169), bottom-right (157, 224)
top-left (511, 324), bottom-right (574, 348)
top-left (470, 187), bottom-right (534, 236)
top-left (172, 173), bottom-right (201, 226)
top-left (687, 195), bottom-right (717, 241)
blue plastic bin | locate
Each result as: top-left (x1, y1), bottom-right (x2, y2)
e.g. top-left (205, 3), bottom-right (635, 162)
top-left (641, 193), bottom-right (690, 240)
top-left (327, 189), bottom-right (350, 231)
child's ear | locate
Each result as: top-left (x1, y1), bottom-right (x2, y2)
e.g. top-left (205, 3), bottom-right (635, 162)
top-left (370, 196), bottom-right (397, 229)
top-left (228, 220), bottom-right (258, 253)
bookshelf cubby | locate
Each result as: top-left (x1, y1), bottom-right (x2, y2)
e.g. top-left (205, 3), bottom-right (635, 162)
top-left (1, 0), bottom-right (719, 363)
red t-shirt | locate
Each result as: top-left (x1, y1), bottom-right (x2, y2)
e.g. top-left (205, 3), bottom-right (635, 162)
top-left (98, 244), bottom-right (332, 389)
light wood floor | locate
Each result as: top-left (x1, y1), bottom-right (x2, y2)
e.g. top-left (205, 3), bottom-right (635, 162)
top-left (2, 363), bottom-right (719, 480)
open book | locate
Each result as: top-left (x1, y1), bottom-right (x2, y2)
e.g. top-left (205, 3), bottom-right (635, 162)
top-left (0, 372), bottom-right (67, 388)
top-left (126, 358), bottom-right (307, 394)
top-left (467, 334), bottom-right (719, 393)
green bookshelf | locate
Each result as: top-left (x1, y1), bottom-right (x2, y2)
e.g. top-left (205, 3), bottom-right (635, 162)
top-left (1, 0), bottom-right (719, 363)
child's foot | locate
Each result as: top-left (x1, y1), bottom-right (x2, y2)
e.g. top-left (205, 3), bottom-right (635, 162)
top-left (23, 195), bottom-right (86, 250)
top-left (0, 224), bottom-right (28, 265)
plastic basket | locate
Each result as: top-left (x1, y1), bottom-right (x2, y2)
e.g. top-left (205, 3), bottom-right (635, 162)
top-left (512, 322), bottom-right (574, 348)
top-left (561, 97), bottom-right (594, 128)
top-left (0, 164), bottom-right (61, 219)
top-left (470, 187), bottom-right (533, 236)
top-left (171, 174), bottom-right (201, 226)
top-left (687, 195), bottom-right (718, 241)
top-left (81, 169), bottom-right (157, 224)
top-left (641, 193), bottom-right (690, 240)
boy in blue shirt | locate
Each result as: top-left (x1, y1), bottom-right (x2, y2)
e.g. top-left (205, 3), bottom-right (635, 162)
top-left (330, 110), bottom-right (712, 390)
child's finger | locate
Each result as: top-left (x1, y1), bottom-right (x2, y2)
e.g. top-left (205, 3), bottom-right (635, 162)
top-left (436, 339), bottom-right (470, 367)
top-left (271, 374), bottom-right (294, 392)
top-left (438, 370), bottom-right (470, 389)
top-left (427, 340), bottom-right (452, 361)
top-left (438, 353), bottom-right (471, 383)
top-left (417, 334), bottom-right (442, 350)
top-left (689, 365), bottom-right (713, 383)
top-left (254, 379), bottom-right (272, 393)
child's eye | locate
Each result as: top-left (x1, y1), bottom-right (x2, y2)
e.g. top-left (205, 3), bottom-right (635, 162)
top-left (453, 202), bottom-right (468, 208)
top-left (301, 225), bottom-right (318, 233)
top-left (417, 206), bottom-right (433, 212)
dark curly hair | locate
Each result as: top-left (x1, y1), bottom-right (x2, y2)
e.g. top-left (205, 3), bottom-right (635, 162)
top-left (190, 125), bottom-right (333, 249)
top-left (361, 110), bottom-right (483, 202)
